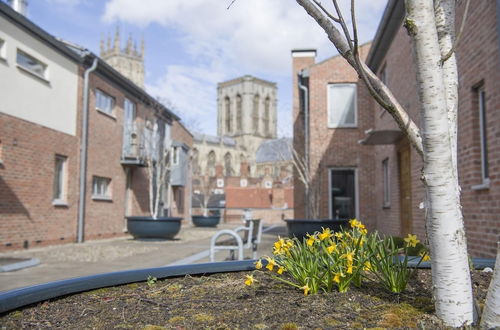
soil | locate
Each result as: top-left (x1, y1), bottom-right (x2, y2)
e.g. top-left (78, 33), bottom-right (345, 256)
top-left (0, 269), bottom-right (492, 329)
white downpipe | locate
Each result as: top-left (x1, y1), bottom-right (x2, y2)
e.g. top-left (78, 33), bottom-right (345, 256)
top-left (77, 57), bottom-right (98, 243)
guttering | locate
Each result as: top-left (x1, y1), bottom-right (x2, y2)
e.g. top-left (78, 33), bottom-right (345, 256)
top-left (77, 56), bottom-right (98, 243)
top-left (297, 71), bottom-right (310, 219)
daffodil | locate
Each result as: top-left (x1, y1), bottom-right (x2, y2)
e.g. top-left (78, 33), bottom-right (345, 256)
top-left (349, 219), bottom-right (360, 228)
top-left (301, 284), bottom-right (310, 296)
top-left (265, 257), bottom-right (276, 271)
top-left (334, 232), bottom-right (344, 239)
top-left (363, 261), bottom-right (372, 271)
top-left (333, 272), bottom-right (344, 284)
top-left (277, 266), bottom-right (286, 275)
top-left (404, 234), bottom-right (420, 248)
top-left (326, 243), bottom-right (337, 254)
top-left (244, 274), bottom-right (255, 286)
top-left (347, 265), bottom-right (353, 274)
top-left (319, 228), bottom-right (332, 241)
top-left (342, 252), bottom-right (354, 263)
top-left (420, 251), bottom-right (430, 262)
top-left (255, 259), bottom-right (263, 270)
top-left (306, 234), bottom-right (316, 247)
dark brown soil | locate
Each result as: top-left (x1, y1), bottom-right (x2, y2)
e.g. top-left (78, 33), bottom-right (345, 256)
top-left (0, 270), bottom-right (492, 329)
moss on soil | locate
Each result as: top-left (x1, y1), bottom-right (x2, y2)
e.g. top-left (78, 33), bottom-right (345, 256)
top-left (0, 270), bottom-right (492, 329)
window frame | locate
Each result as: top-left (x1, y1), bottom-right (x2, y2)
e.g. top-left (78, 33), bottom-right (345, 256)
top-left (382, 158), bottom-right (390, 208)
top-left (53, 155), bottom-right (68, 205)
top-left (92, 176), bottom-right (112, 200)
top-left (328, 167), bottom-right (359, 220)
top-left (327, 83), bottom-right (358, 128)
top-left (95, 89), bottom-right (115, 117)
top-left (0, 38), bottom-right (6, 62)
top-left (16, 48), bottom-right (48, 81)
top-left (171, 146), bottom-right (179, 166)
top-left (478, 86), bottom-right (489, 183)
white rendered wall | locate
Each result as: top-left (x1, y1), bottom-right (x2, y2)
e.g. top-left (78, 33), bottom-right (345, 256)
top-left (0, 15), bottom-right (78, 136)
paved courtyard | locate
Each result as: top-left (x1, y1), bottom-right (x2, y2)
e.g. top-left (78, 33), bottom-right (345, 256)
top-left (0, 223), bottom-right (286, 292)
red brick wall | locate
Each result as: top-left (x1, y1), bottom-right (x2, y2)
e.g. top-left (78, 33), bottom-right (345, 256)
top-left (170, 120), bottom-right (193, 220)
top-left (0, 113), bottom-right (79, 250)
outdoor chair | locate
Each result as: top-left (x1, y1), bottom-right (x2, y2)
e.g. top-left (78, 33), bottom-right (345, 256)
top-left (209, 218), bottom-right (263, 262)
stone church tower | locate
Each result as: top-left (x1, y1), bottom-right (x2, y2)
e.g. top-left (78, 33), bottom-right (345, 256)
top-left (100, 27), bottom-right (145, 88)
top-left (217, 75), bottom-right (277, 161)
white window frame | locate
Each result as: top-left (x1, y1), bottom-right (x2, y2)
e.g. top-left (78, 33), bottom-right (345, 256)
top-left (327, 83), bottom-right (357, 128)
top-left (478, 87), bottom-right (489, 183)
top-left (92, 176), bottom-right (112, 200)
top-left (16, 48), bottom-right (48, 81)
top-left (95, 89), bottom-right (115, 116)
top-left (53, 155), bottom-right (67, 205)
top-left (0, 38), bottom-right (6, 61)
top-left (328, 167), bottom-right (359, 220)
top-left (382, 158), bottom-right (390, 208)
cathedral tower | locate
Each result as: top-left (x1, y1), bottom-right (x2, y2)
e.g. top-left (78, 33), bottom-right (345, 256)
top-left (100, 27), bottom-right (145, 88)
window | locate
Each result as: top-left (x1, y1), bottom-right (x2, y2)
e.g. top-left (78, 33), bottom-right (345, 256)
top-left (207, 151), bottom-right (216, 177)
top-left (253, 94), bottom-right (260, 133)
top-left (225, 96), bottom-right (231, 133)
top-left (236, 94), bottom-right (242, 132)
top-left (478, 87), bottom-right (489, 183)
top-left (327, 83), bottom-right (357, 128)
top-left (382, 158), bottom-right (390, 207)
top-left (92, 176), bottom-right (111, 199)
top-left (95, 89), bottom-right (115, 115)
top-left (0, 39), bottom-right (5, 60)
top-left (224, 152), bottom-right (233, 176)
top-left (264, 97), bottom-right (271, 136)
top-left (330, 169), bottom-right (356, 219)
top-left (53, 155), bottom-right (67, 204)
top-left (16, 49), bottom-right (47, 79)
top-left (171, 146), bottom-right (179, 165)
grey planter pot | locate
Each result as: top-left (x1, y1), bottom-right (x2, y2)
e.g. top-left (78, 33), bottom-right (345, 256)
top-left (284, 219), bottom-right (349, 239)
top-left (126, 216), bottom-right (182, 239)
top-left (192, 215), bottom-right (221, 227)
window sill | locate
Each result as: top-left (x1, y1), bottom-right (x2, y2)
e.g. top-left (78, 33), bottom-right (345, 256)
top-left (327, 125), bottom-right (358, 129)
top-left (96, 108), bottom-right (116, 120)
top-left (16, 64), bottom-right (50, 84)
top-left (52, 200), bottom-right (68, 207)
top-left (382, 204), bottom-right (391, 209)
top-left (471, 180), bottom-right (490, 191)
top-left (92, 195), bottom-right (113, 201)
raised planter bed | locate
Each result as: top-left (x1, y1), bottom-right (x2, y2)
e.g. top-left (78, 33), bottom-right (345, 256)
top-left (126, 216), bottom-right (183, 239)
top-left (192, 215), bottom-right (221, 227)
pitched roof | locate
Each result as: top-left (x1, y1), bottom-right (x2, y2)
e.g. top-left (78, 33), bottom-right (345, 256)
top-left (255, 138), bottom-right (292, 163)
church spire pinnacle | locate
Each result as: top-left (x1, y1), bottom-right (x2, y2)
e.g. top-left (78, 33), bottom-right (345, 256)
top-left (114, 25), bottom-right (120, 51)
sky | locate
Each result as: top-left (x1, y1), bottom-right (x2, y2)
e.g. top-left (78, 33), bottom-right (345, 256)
top-left (24, 0), bottom-right (387, 137)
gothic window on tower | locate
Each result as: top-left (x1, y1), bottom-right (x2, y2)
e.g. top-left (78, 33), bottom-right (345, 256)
top-left (224, 152), bottom-right (233, 176)
top-left (253, 94), bottom-right (260, 133)
top-left (207, 151), bottom-right (216, 177)
top-left (264, 97), bottom-right (271, 136)
top-left (236, 94), bottom-right (242, 133)
top-left (225, 96), bottom-right (231, 133)
top-left (192, 148), bottom-right (200, 175)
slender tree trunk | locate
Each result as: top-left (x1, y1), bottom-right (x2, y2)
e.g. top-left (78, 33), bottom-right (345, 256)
top-left (405, 0), bottom-right (473, 326)
top-left (481, 241), bottom-right (500, 328)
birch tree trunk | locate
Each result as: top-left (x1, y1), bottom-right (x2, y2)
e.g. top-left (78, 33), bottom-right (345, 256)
top-left (405, 0), bottom-right (473, 326)
top-left (481, 242), bottom-right (500, 328)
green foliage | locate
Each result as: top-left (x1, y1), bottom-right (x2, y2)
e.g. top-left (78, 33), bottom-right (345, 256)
top-left (146, 275), bottom-right (157, 287)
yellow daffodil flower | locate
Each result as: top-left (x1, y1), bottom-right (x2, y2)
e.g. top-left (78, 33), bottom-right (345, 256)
top-left (277, 266), bottom-right (285, 275)
top-left (306, 234), bottom-right (316, 247)
top-left (404, 234), bottom-right (420, 248)
top-left (420, 251), bottom-right (430, 262)
top-left (301, 284), bottom-right (310, 296)
top-left (326, 243), bottom-right (337, 254)
top-left (349, 219), bottom-right (360, 228)
top-left (244, 274), bottom-right (256, 286)
top-left (265, 257), bottom-right (276, 271)
top-left (333, 272), bottom-right (344, 284)
top-left (347, 265), bottom-right (353, 274)
top-left (319, 228), bottom-right (332, 241)
top-left (341, 252), bottom-right (354, 263)
top-left (255, 259), bottom-right (263, 270)
top-left (363, 261), bottom-right (372, 271)
top-left (334, 232), bottom-right (344, 239)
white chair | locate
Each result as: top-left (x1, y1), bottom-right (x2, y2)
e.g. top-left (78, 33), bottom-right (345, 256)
top-left (209, 218), bottom-right (263, 262)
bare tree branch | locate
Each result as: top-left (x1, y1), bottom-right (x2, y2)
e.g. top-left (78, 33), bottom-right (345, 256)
top-left (350, 0), bottom-right (358, 56)
top-left (227, 0), bottom-right (237, 10)
top-left (441, 0), bottom-right (470, 63)
top-left (312, 0), bottom-right (340, 23)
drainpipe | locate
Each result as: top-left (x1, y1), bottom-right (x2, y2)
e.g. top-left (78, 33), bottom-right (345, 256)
top-left (298, 72), bottom-right (310, 219)
top-left (77, 56), bottom-right (98, 243)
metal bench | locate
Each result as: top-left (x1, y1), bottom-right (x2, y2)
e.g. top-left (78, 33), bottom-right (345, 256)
top-left (209, 218), bottom-right (263, 262)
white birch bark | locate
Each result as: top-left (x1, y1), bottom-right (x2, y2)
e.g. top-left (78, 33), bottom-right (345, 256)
top-left (405, 0), bottom-right (473, 326)
top-left (481, 242), bottom-right (500, 329)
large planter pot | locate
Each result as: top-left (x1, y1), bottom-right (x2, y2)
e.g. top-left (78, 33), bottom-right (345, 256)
top-left (192, 215), bottom-right (221, 227)
top-left (126, 216), bottom-right (182, 239)
top-left (284, 219), bottom-right (349, 239)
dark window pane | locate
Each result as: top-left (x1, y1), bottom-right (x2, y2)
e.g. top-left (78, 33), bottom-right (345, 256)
top-left (331, 169), bottom-right (355, 220)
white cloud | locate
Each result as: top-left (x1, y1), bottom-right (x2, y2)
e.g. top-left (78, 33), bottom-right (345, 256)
top-left (104, 0), bottom-right (387, 136)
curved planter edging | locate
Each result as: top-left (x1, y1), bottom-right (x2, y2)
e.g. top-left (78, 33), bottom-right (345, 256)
top-left (285, 219), bottom-right (349, 239)
top-left (0, 260), bottom-right (256, 314)
top-left (126, 216), bottom-right (183, 239)
top-left (192, 215), bottom-right (221, 227)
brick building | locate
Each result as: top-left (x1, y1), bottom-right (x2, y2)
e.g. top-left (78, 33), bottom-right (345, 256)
top-left (0, 2), bottom-right (191, 251)
top-left (292, 0), bottom-right (500, 257)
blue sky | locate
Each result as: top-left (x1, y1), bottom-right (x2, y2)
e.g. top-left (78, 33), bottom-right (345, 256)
top-left (25, 0), bottom-right (387, 136)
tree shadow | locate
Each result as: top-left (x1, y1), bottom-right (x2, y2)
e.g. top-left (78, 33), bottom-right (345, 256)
top-left (0, 176), bottom-right (32, 220)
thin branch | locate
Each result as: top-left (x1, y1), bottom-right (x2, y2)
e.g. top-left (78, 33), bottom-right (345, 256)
top-left (350, 0), bottom-right (358, 56)
top-left (331, 0), bottom-right (354, 51)
top-left (441, 0), bottom-right (470, 63)
top-left (227, 0), bottom-right (237, 10)
top-left (313, 0), bottom-right (340, 23)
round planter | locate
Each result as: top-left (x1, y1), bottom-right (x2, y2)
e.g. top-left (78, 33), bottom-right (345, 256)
top-left (126, 216), bottom-right (182, 239)
top-left (192, 215), bottom-right (221, 227)
top-left (284, 219), bottom-right (349, 239)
